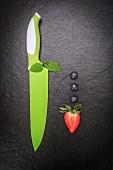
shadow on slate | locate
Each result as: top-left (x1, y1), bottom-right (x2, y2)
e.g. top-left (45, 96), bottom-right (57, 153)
top-left (0, 0), bottom-right (113, 170)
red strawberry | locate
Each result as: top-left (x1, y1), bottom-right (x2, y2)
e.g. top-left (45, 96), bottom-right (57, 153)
top-left (59, 103), bottom-right (82, 133)
top-left (64, 111), bottom-right (80, 133)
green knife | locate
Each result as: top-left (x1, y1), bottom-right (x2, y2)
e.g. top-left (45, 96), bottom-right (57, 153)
top-left (27, 12), bottom-right (48, 151)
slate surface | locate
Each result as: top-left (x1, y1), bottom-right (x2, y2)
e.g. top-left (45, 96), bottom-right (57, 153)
top-left (0, 0), bottom-right (113, 169)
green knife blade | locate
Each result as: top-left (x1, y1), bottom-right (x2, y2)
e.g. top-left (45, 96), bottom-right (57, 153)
top-left (27, 12), bottom-right (48, 151)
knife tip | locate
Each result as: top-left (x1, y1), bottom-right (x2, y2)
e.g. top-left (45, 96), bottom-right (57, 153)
top-left (33, 144), bottom-right (39, 152)
top-left (35, 12), bottom-right (41, 19)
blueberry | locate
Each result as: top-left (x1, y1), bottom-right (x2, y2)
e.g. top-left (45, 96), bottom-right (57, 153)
top-left (70, 71), bottom-right (78, 79)
top-left (70, 96), bottom-right (78, 103)
top-left (71, 83), bottom-right (78, 91)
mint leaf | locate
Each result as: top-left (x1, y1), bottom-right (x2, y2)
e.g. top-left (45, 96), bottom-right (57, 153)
top-left (30, 60), bottom-right (61, 73)
top-left (30, 63), bottom-right (43, 73)
top-left (42, 61), bottom-right (49, 68)
top-left (43, 60), bottom-right (60, 72)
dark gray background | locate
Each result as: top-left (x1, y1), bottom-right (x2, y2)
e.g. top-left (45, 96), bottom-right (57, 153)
top-left (0, 0), bottom-right (113, 169)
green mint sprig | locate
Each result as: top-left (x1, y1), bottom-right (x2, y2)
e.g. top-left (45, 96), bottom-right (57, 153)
top-left (30, 60), bottom-right (61, 73)
top-left (30, 63), bottom-right (43, 73)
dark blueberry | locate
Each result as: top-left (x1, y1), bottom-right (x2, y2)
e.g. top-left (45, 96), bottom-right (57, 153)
top-left (70, 96), bottom-right (78, 103)
top-left (70, 71), bottom-right (78, 79)
top-left (71, 83), bottom-right (78, 91)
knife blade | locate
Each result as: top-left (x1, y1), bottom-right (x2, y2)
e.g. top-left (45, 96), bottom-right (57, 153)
top-left (27, 12), bottom-right (48, 151)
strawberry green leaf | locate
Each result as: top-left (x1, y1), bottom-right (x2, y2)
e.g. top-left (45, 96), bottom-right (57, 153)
top-left (30, 63), bottom-right (44, 73)
top-left (63, 104), bottom-right (71, 111)
top-left (78, 107), bottom-right (82, 112)
top-left (73, 103), bottom-right (82, 112)
top-left (59, 110), bottom-right (66, 113)
top-left (74, 103), bottom-right (79, 109)
top-left (59, 107), bottom-right (68, 111)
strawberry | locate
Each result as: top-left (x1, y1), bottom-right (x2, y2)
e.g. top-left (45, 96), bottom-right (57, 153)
top-left (64, 111), bottom-right (80, 133)
top-left (59, 104), bottom-right (82, 133)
